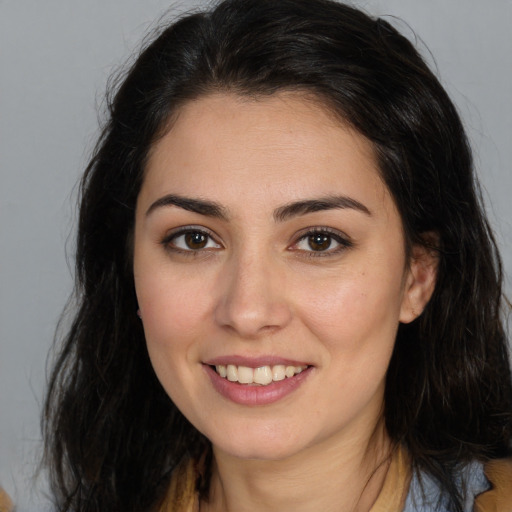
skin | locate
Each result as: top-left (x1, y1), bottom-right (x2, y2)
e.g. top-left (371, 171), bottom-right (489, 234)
top-left (133, 92), bottom-right (436, 512)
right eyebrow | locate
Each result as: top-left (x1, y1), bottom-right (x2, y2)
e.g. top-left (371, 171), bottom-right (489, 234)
top-left (145, 194), bottom-right (229, 220)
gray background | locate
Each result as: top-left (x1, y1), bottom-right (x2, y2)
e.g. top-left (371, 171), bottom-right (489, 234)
top-left (1, 1), bottom-right (511, 509)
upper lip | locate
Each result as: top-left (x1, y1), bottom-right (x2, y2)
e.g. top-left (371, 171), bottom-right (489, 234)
top-left (204, 355), bottom-right (311, 368)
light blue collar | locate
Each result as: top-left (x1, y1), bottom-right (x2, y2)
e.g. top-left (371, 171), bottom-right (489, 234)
top-left (403, 460), bottom-right (489, 511)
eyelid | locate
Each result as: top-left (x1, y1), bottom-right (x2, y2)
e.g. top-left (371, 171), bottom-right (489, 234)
top-left (289, 226), bottom-right (353, 256)
top-left (160, 225), bottom-right (222, 252)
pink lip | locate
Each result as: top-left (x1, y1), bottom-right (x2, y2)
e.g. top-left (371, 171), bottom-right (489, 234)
top-left (203, 364), bottom-right (313, 406)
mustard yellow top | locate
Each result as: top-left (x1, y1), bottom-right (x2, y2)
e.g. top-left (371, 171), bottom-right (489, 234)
top-left (475, 458), bottom-right (512, 512)
top-left (0, 488), bottom-right (13, 512)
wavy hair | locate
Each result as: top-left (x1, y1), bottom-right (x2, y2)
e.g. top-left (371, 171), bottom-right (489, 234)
top-left (43, 0), bottom-right (512, 510)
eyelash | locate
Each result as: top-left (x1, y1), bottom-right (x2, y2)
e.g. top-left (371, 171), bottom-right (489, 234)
top-left (291, 227), bottom-right (353, 258)
top-left (160, 226), bottom-right (353, 257)
top-left (161, 226), bottom-right (221, 256)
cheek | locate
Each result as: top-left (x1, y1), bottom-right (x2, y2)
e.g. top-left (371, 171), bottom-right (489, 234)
top-left (297, 266), bottom-right (403, 421)
top-left (297, 261), bottom-right (405, 355)
top-left (135, 270), bottom-right (212, 403)
top-left (135, 261), bottom-right (213, 338)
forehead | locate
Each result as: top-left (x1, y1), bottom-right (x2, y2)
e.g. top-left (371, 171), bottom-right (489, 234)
top-left (140, 92), bottom-right (391, 217)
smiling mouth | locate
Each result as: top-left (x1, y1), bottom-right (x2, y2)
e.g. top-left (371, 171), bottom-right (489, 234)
top-left (213, 364), bottom-right (309, 386)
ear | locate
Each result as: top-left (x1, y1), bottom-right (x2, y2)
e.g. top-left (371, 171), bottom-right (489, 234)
top-left (399, 237), bottom-right (438, 324)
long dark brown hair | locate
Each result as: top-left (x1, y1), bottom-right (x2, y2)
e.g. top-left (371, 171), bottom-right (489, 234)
top-left (43, 1), bottom-right (512, 510)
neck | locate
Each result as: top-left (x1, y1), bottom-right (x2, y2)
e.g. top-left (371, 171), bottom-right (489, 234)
top-left (201, 419), bottom-right (393, 512)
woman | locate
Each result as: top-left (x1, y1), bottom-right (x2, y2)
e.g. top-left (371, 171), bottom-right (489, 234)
top-left (43, 0), bottom-right (512, 510)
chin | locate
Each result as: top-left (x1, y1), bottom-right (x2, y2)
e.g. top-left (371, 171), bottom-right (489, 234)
top-left (217, 441), bottom-right (301, 461)
top-left (206, 422), bottom-right (314, 461)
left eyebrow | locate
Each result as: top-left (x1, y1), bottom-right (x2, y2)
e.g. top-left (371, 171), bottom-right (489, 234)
top-left (273, 195), bottom-right (371, 222)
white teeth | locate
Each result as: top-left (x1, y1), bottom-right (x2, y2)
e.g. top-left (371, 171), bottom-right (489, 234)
top-left (254, 366), bottom-right (273, 385)
top-left (285, 366), bottom-right (296, 378)
top-left (272, 365), bottom-right (286, 381)
top-left (237, 366), bottom-right (254, 384)
top-left (214, 364), bottom-right (307, 385)
top-left (227, 364), bottom-right (238, 382)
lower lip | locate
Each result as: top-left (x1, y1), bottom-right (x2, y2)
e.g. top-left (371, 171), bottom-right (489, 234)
top-left (204, 365), bottom-right (313, 406)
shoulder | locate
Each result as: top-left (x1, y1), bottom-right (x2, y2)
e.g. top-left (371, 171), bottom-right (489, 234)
top-left (404, 457), bottom-right (512, 512)
top-left (0, 488), bottom-right (13, 512)
top-left (474, 458), bottom-right (512, 512)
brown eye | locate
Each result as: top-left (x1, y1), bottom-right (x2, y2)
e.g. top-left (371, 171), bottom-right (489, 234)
top-left (184, 232), bottom-right (208, 249)
top-left (164, 228), bottom-right (222, 252)
top-left (291, 228), bottom-right (352, 256)
top-left (308, 233), bottom-right (333, 251)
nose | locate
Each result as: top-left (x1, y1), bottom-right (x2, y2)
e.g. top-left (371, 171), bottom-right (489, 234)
top-left (214, 250), bottom-right (293, 338)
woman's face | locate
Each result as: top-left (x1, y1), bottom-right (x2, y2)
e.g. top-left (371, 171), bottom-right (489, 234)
top-left (133, 93), bottom-right (432, 461)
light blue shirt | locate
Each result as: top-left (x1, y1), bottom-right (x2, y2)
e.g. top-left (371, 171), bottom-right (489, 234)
top-left (403, 461), bottom-right (490, 511)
